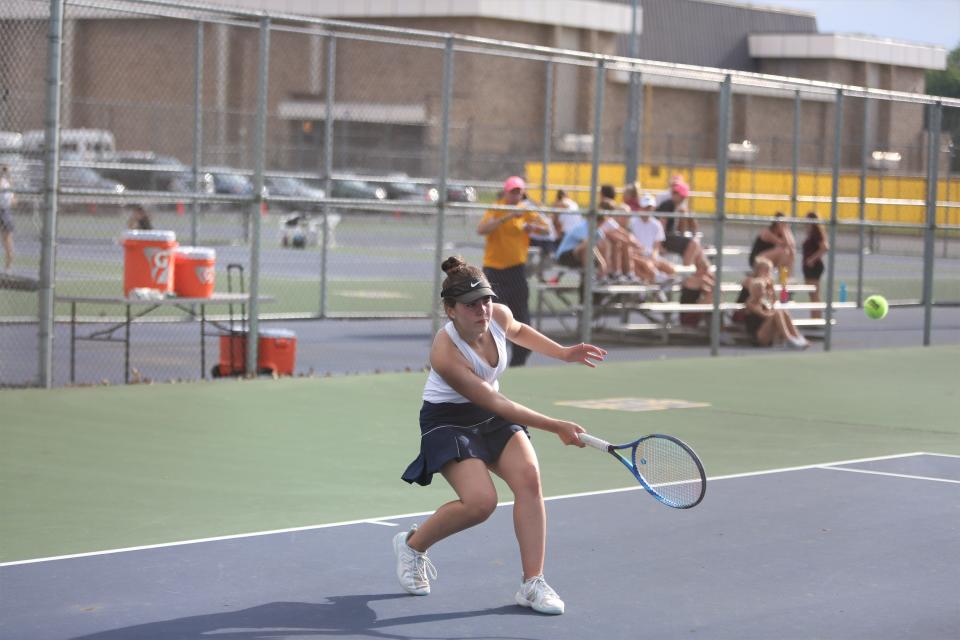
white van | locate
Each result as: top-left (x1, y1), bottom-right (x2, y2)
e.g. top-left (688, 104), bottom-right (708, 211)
top-left (21, 128), bottom-right (116, 160)
top-left (0, 131), bottom-right (23, 155)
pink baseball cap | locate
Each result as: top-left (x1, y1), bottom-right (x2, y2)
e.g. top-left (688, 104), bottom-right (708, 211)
top-left (672, 181), bottom-right (689, 198)
top-left (503, 176), bottom-right (526, 193)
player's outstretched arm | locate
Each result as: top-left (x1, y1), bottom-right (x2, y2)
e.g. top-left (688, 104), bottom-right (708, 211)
top-left (430, 333), bottom-right (586, 446)
top-left (493, 304), bottom-right (606, 367)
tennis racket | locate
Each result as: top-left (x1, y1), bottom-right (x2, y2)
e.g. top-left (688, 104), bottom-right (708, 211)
top-left (579, 432), bottom-right (706, 509)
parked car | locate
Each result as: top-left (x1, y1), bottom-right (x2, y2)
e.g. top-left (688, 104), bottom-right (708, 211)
top-left (20, 161), bottom-right (125, 213)
top-left (444, 182), bottom-right (477, 203)
top-left (378, 174), bottom-right (439, 203)
top-left (208, 168), bottom-right (255, 196)
top-left (97, 152), bottom-right (197, 193)
top-left (22, 163), bottom-right (125, 195)
top-left (330, 177), bottom-right (387, 202)
top-left (264, 175), bottom-right (326, 211)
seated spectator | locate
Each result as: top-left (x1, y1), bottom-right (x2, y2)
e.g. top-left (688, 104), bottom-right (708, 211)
top-left (679, 256), bottom-right (715, 328)
top-left (655, 173), bottom-right (686, 207)
top-left (802, 211), bottom-right (829, 319)
top-left (127, 204), bottom-right (153, 230)
top-left (748, 212), bottom-right (796, 282)
top-left (743, 256), bottom-right (809, 349)
top-left (551, 189), bottom-right (583, 241)
top-left (597, 192), bottom-right (644, 283)
top-left (549, 191), bottom-right (582, 283)
top-left (622, 181), bottom-right (643, 211)
top-left (553, 213), bottom-right (609, 280)
top-left (656, 179), bottom-right (706, 266)
top-left (599, 184), bottom-right (626, 212)
top-left (628, 193), bottom-right (676, 283)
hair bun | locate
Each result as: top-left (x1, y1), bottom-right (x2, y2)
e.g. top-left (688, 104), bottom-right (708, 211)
top-left (441, 255), bottom-right (466, 274)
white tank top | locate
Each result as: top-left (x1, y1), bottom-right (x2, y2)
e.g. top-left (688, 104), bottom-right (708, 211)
top-left (422, 318), bottom-right (509, 403)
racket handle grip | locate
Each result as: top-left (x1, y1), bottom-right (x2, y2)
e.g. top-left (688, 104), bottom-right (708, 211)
top-left (578, 432), bottom-right (611, 451)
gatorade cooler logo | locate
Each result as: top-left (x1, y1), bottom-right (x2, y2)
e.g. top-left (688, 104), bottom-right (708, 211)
top-left (195, 265), bottom-right (215, 285)
top-left (143, 247), bottom-right (173, 284)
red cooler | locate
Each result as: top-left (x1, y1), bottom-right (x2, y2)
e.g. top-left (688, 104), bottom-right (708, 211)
top-left (258, 328), bottom-right (297, 375)
top-left (174, 246), bottom-right (216, 298)
top-left (122, 230), bottom-right (178, 295)
top-left (215, 327), bottom-right (297, 377)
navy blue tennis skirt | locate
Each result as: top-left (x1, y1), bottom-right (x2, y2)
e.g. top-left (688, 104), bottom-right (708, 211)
top-left (401, 401), bottom-right (529, 486)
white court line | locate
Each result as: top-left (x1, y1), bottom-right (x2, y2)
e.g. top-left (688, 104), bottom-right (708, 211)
top-left (819, 466), bottom-right (960, 485)
top-left (0, 450), bottom-right (934, 568)
top-left (919, 451), bottom-right (960, 460)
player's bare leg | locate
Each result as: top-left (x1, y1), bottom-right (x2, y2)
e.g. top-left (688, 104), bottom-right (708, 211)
top-left (407, 458), bottom-right (497, 551)
top-left (489, 431), bottom-right (545, 580)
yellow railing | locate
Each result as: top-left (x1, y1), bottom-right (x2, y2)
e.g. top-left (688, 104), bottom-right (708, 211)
top-left (525, 162), bottom-right (959, 225)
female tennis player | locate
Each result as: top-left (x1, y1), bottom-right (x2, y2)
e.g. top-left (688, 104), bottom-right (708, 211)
top-left (396, 255), bottom-right (606, 615)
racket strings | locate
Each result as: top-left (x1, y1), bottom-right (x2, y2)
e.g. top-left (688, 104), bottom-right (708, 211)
top-left (635, 438), bottom-right (704, 508)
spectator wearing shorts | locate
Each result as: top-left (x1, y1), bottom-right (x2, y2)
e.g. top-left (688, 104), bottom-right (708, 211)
top-left (679, 254), bottom-right (715, 328)
top-left (656, 179), bottom-right (706, 267)
top-left (748, 212), bottom-right (796, 282)
top-left (801, 211), bottom-right (829, 319)
top-left (743, 256), bottom-right (809, 349)
top-left (597, 185), bottom-right (644, 283)
top-left (553, 214), bottom-right (609, 280)
top-left (0, 165), bottom-right (15, 273)
top-left (628, 193), bottom-right (677, 283)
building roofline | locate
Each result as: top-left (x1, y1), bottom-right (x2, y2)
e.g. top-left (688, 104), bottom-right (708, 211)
top-left (671, 0), bottom-right (814, 19)
top-left (749, 33), bottom-right (948, 70)
top-left (161, 0), bottom-right (639, 34)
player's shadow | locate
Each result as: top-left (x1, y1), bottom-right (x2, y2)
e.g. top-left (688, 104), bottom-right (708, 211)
top-left (68, 593), bottom-right (539, 640)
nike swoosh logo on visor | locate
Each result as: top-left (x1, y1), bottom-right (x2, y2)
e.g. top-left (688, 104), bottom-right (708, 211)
top-left (470, 281), bottom-right (481, 288)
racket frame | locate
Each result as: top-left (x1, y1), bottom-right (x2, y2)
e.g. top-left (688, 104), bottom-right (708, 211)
top-left (578, 432), bottom-right (706, 509)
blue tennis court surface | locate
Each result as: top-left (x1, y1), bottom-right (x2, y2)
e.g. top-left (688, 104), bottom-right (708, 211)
top-left (2, 452), bottom-right (958, 640)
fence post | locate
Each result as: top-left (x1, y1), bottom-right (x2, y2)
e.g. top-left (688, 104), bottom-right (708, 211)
top-left (824, 89), bottom-right (844, 351)
top-left (922, 101), bottom-right (942, 346)
top-left (431, 36), bottom-right (455, 335)
top-left (856, 97), bottom-right (871, 308)
top-left (580, 58), bottom-right (606, 345)
top-left (624, 0), bottom-right (640, 184)
top-left (791, 90), bottom-right (800, 218)
top-left (245, 14), bottom-right (270, 375)
top-left (320, 34), bottom-right (336, 318)
top-left (709, 75), bottom-right (731, 356)
top-left (624, 64), bottom-right (641, 185)
top-left (38, 0), bottom-right (65, 389)
top-left (540, 60), bottom-right (553, 204)
top-left (190, 21), bottom-right (204, 247)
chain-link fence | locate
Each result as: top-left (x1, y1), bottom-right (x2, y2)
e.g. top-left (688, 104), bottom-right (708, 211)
top-left (1, 0), bottom-right (957, 387)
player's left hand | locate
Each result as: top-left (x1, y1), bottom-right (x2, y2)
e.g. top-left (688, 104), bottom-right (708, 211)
top-left (563, 343), bottom-right (607, 368)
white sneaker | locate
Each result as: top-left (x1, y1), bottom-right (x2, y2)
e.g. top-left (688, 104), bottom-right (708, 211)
top-left (393, 525), bottom-right (436, 596)
top-left (515, 574), bottom-right (565, 615)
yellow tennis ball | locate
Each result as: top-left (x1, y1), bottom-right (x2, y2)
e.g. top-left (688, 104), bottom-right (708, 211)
top-left (864, 295), bottom-right (888, 320)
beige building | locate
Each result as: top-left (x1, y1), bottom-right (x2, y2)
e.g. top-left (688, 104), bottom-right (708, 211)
top-left (0, 0), bottom-right (948, 179)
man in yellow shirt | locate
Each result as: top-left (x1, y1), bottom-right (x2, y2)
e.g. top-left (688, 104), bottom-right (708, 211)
top-left (477, 175), bottom-right (549, 366)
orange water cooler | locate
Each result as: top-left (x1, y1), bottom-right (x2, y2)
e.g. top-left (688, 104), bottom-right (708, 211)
top-left (122, 230), bottom-right (178, 295)
top-left (173, 246), bottom-right (216, 298)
